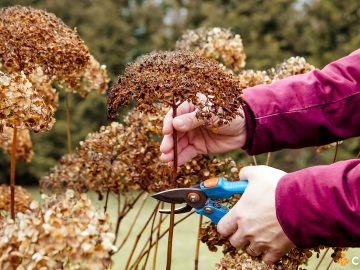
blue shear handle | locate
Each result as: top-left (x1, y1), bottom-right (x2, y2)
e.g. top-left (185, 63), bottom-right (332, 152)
top-left (200, 178), bottom-right (248, 199)
top-left (195, 200), bottom-right (228, 225)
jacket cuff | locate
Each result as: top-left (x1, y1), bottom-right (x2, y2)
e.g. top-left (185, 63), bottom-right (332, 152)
top-left (241, 102), bottom-right (256, 153)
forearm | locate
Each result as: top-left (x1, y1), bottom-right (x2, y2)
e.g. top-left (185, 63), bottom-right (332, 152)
top-left (242, 49), bottom-right (360, 155)
top-left (275, 160), bottom-right (360, 247)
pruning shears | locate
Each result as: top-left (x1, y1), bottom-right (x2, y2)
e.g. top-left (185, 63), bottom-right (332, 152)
top-left (152, 177), bottom-right (248, 224)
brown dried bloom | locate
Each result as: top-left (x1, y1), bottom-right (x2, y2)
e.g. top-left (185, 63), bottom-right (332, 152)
top-left (0, 6), bottom-right (90, 88)
top-left (0, 71), bottom-right (55, 132)
top-left (268, 56), bottom-right (315, 81)
top-left (108, 51), bottom-right (243, 126)
top-left (0, 127), bottom-right (33, 162)
top-left (176, 28), bottom-right (246, 72)
top-left (39, 154), bottom-right (89, 194)
top-left (0, 185), bottom-right (32, 213)
top-left (0, 190), bottom-right (116, 270)
top-left (28, 66), bottom-right (59, 110)
top-left (70, 55), bottom-right (110, 97)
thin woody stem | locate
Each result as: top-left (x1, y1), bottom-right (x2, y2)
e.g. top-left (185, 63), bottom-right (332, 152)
top-left (194, 215), bottom-right (203, 270)
top-left (332, 142), bottom-right (339, 163)
top-left (166, 98), bottom-right (178, 270)
top-left (125, 202), bottom-right (160, 270)
top-left (252, 155), bottom-right (258, 166)
top-left (65, 93), bottom-right (72, 153)
top-left (265, 152), bottom-right (271, 166)
top-left (104, 189), bottom-right (110, 213)
top-left (117, 193), bottom-right (148, 251)
top-left (135, 212), bottom-right (195, 264)
top-left (325, 258), bottom-right (333, 270)
top-left (152, 202), bottom-right (164, 270)
top-left (114, 191), bottom-right (145, 245)
top-left (315, 248), bottom-right (329, 270)
top-left (141, 203), bottom-right (159, 269)
top-left (10, 127), bottom-right (17, 220)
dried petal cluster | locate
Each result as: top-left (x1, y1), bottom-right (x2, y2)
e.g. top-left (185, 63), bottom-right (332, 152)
top-left (0, 185), bottom-right (33, 213)
top-left (0, 127), bottom-right (33, 162)
top-left (0, 71), bottom-right (55, 132)
top-left (41, 108), bottom-right (242, 194)
top-left (0, 6), bottom-right (90, 88)
top-left (237, 70), bottom-right (272, 88)
top-left (28, 66), bottom-right (58, 110)
top-left (70, 55), bottom-right (110, 97)
top-left (268, 56), bottom-right (315, 81)
top-left (108, 51), bottom-right (243, 126)
top-left (0, 190), bottom-right (116, 270)
top-left (176, 28), bottom-right (246, 72)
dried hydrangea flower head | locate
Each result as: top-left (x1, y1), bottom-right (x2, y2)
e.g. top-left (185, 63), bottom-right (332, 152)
top-left (0, 71), bottom-right (55, 132)
top-left (0, 190), bottom-right (116, 269)
top-left (108, 50), bottom-right (243, 126)
top-left (71, 55), bottom-right (110, 97)
top-left (28, 66), bottom-right (58, 110)
top-left (268, 56), bottom-right (315, 81)
top-left (0, 185), bottom-right (32, 213)
top-left (0, 6), bottom-right (90, 88)
top-left (176, 27), bottom-right (246, 72)
top-left (237, 70), bottom-right (272, 88)
top-left (0, 127), bottom-right (33, 162)
top-left (39, 154), bottom-right (89, 194)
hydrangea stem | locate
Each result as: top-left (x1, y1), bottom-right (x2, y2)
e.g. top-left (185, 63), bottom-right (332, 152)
top-left (166, 98), bottom-right (178, 270)
top-left (195, 215), bottom-right (203, 270)
top-left (65, 93), bottom-right (72, 153)
top-left (152, 202), bottom-right (164, 270)
top-left (10, 126), bottom-right (17, 220)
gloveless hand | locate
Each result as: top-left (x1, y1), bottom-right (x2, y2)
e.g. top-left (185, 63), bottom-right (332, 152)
top-left (160, 101), bottom-right (246, 166)
top-left (217, 166), bottom-right (295, 264)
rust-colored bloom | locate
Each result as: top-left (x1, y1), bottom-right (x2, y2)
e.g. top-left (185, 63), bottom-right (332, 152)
top-left (108, 51), bottom-right (243, 126)
top-left (0, 5), bottom-right (90, 88)
top-left (0, 127), bottom-right (33, 162)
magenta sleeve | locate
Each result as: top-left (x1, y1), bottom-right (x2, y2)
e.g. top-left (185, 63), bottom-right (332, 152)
top-left (275, 160), bottom-right (360, 247)
top-left (242, 49), bottom-right (360, 155)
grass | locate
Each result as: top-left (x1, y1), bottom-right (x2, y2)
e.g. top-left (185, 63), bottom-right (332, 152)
top-left (28, 188), bottom-right (359, 270)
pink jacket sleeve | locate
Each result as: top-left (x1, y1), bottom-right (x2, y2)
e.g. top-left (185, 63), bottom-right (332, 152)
top-left (242, 49), bottom-right (360, 247)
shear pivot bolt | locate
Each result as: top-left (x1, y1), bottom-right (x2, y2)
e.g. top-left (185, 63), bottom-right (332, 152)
top-left (204, 206), bottom-right (213, 214)
top-left (188, 192), bottom-right (200, 203)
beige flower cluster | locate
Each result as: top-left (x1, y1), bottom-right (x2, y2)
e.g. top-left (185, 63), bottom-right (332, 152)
top-left (0, 185), bottom-right (33, 213)
top-left (0, 6), bottom-right (90, 88)
top-left (268, 56), bottom-right (315, 81)
top-left (28, 66), bottom-right (59, 111)
top-left (0, 190), bottom-right (116, 270)
top-left (0, 127), bottom-right (33, 162)
top-left (176, 27), bottom-right (246, 72)
top-left (71, 55), bottom-right (110, 97)
top-left (0, 71), bottom-right (55, 132)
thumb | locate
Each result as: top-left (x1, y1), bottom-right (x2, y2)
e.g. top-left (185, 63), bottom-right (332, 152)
top-left (173, 111), bottom-right (204, 132)
top-left (239, 166), bottom-right (259, 182)
top-left (217, 209), bottom-right (238, 237)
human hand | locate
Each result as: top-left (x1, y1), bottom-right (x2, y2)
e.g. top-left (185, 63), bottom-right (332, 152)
top-left (217, 166), bottom-right (295, 264)
top-left (160, 101), bottom-right (246, 166)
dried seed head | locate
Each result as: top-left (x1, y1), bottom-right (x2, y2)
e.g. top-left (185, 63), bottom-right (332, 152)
top-left (0, 5), bottom-right (90, 88)
top-left (0, 185), bottom-right (33, 213)
top-left (0, 127), bottom-right (33, 162)
top-left (107, 50), bottom-right (243, 126)
top-left (68, 55), bottom-right (110, 97)
top-left (0, 190), bottom-right (115, 269)
top-left (176, 28), bottom-right (246, 72)
top-left (268, 56), bottom-right (315, 81)
top-left (0, 71), bottom-right (55, 132)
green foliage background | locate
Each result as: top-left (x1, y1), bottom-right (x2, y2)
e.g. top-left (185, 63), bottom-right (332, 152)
top-left (0, 0), bottom-right (359, 185)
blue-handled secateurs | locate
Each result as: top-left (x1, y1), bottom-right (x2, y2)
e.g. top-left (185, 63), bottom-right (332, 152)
top-left (152, 177), bottom-right (248, 224)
